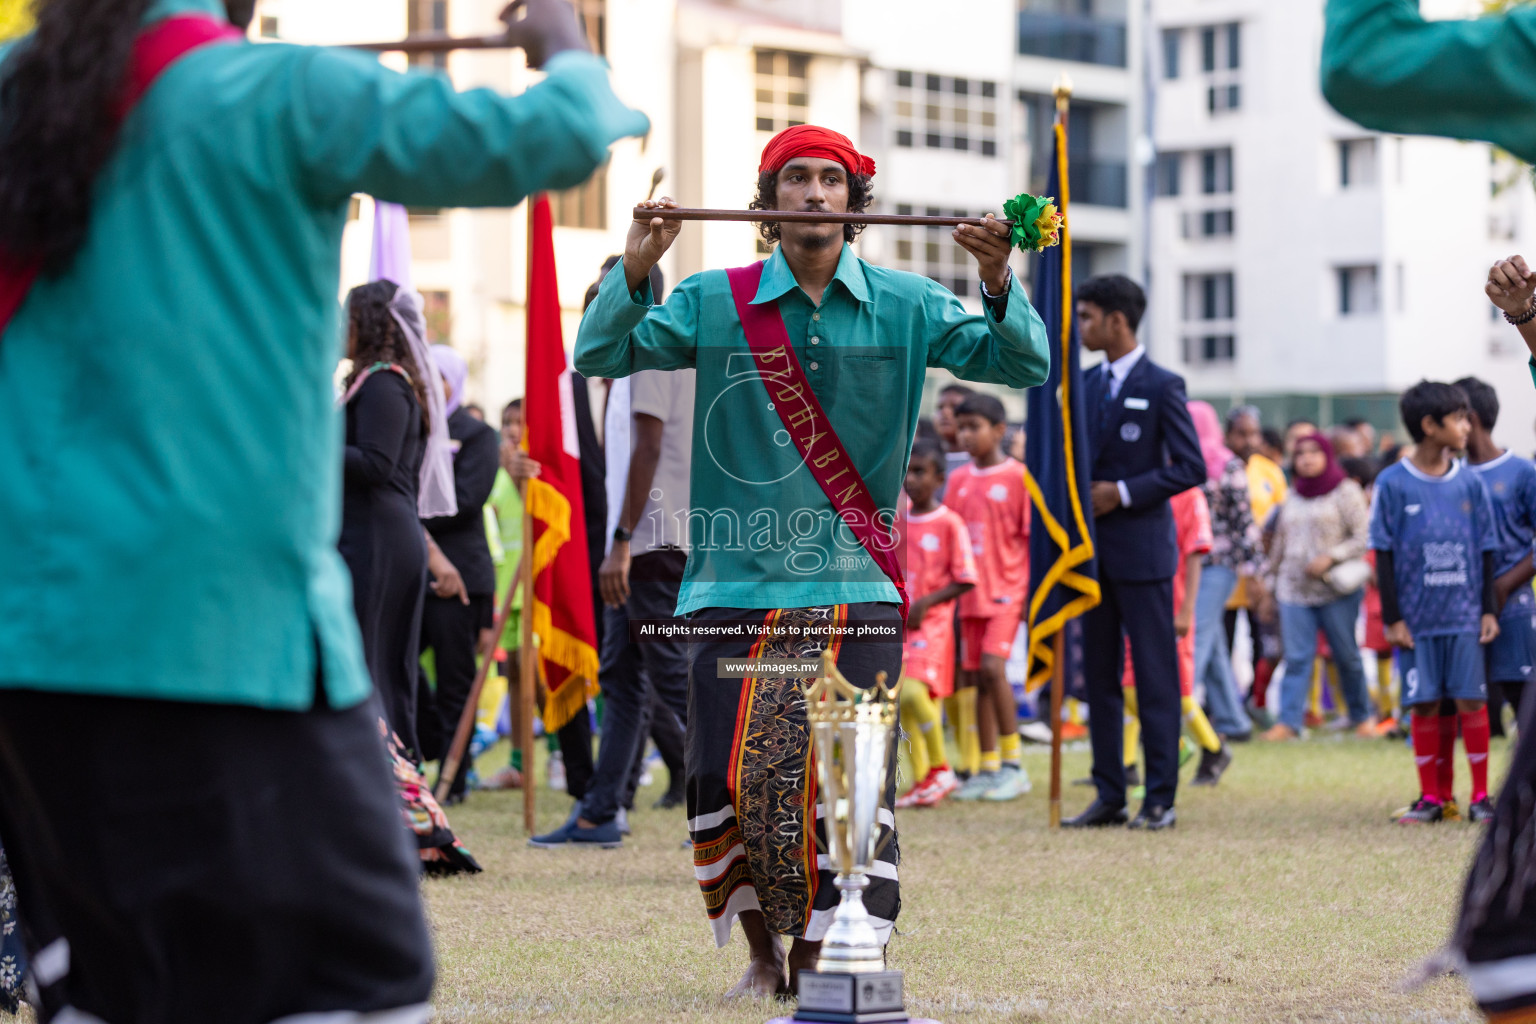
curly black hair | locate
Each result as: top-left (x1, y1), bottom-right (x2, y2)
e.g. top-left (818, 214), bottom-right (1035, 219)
top-left (748, 169), bottom-right (874, 246)
top-left (344, 280), bottom-right (431, 433)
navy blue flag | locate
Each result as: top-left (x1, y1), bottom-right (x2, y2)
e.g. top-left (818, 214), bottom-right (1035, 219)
top-left (1023, 119), bottom-right (1100, 689)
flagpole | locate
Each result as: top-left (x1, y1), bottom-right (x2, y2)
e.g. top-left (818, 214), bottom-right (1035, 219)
top-left (519, 197), bottom-right (539, 836)
top-left (1049, 631), bottom-right (1065, 829)
top-left (1048, 73), bottom-right (1073, 831)
top-left (520, 503), bottom-right (536, 833)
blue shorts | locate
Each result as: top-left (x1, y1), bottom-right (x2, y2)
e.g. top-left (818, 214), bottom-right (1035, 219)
top-left (1490, 592), bottom-right (1536, 685)
top-left (1400, 633), bottom-right (1488, 705)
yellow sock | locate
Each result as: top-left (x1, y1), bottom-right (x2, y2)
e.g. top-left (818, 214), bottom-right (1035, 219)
top-left (1375, 658), bottom-right (1395, 718)
top-left (956, 688), bottom-right (980, 775)
top-left (1310, 659), bottom-right (1324, 717)
top-left (899, 677), bottom-right (947, 776)
top-left (1068, 697), bottom-right (1085, 725)
top-left (999, 732), bottom-right (1022, 769)
top-left (980, 751), bottom-right (1001, 774)
top-left (1181, 695), bottom-right (1222, 753)
top-left (1122, 689), bottom-right (1140, 768)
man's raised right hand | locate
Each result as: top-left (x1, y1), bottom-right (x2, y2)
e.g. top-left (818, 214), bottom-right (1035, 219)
top-left (500, 0), bottom-right (589, 70)
top-left (625, 197), bottom-right (683, 293)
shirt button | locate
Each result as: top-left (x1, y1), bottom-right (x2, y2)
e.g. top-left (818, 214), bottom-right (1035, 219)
top-left (811, 336), bottom-right (820, 345)
top-left (809, 361), bottom-right (819, 370)
top-left (812, 313), bottom-right (821, 321)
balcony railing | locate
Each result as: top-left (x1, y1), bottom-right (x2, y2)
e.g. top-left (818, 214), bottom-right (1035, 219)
top-left (1018, 11), bottom-right (1127, 68)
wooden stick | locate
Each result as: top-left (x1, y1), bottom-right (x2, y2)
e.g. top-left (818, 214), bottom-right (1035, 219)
top-left (432, 551), bottom-right (523, 805)
top-left (343, 32), bottom-right (518, 55)
top-left (1049, 630), bottom-right (1065, 829)
top-left (631, 207), bottom-right (1015, 228)
top-left (520, 504), bottom-right (537, 834)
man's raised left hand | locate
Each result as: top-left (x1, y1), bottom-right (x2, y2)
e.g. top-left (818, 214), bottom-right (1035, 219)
top-left (954, 213), bottom-right (1013, 296)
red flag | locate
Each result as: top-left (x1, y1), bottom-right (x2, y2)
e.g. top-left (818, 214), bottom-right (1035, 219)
top-left (523, 195), bottom-right (599, 729)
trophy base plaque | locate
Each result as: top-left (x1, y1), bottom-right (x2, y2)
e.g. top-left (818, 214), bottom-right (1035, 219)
top-left (790, 969), bottom-right (908, 1023)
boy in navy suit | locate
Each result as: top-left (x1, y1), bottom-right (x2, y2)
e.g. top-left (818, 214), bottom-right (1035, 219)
top-left (1064, 275), bottom-right (1206, 831)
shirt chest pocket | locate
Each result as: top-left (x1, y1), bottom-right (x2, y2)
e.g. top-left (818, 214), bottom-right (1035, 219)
top-left (836, 353), bottom-right (900, 392)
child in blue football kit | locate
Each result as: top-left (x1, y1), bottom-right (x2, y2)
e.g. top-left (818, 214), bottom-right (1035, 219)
top-left (1371, 381), bottom-right (1500, 825)
top-left (1458, 377), bottom-right (1536, 736)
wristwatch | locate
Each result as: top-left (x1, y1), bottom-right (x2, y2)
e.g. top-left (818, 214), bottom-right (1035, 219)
top-left (612, 526), bottom-right (633, 543)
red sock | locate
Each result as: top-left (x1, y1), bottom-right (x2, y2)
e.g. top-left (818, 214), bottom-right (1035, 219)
top-left (1410, 713), bottom-right (1443, 804)
top-left (1252, 660), bottom-right (1274, 708)
top-left (1460, 709), bottom-right (1491, 802)
top-left (1437, 711), bottom-right (1458, 803)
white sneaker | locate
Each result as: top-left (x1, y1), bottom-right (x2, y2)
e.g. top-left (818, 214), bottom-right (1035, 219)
top-left (1017, 721), bottom-right (1054, 744)
top-left (982, 764), bottom-right (1032, 801)
top-left (953, 770), bottom-right (998, 801)
top-left (547, 752), bottom-right (567, 792)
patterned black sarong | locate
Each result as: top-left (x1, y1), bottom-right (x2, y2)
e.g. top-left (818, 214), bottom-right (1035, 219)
top-left (686, 603), bottom-right (901, 946)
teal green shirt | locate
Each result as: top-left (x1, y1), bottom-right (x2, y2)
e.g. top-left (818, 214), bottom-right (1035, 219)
top-left (0, 0), bottom-right (648, 709)
top-left (1322, 0), bottom-right (1536, 164)
top-left (574, 245), bottom-right (1050, 615)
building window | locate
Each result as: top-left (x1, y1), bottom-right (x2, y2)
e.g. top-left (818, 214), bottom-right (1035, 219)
top-left (892, 71), bottom-right (999, 156)
top-left (407, 1), bottom-right (448, 71)
top-left (755, 51), bottom-right (809, 134)
top-left (1183, 209), bottom-right (1234, 238)
top-left (551, 166), bottom-right (607, 230)
top-left (1184, 272), bottom-right (1235, 321)
top-left (1162, 28), bottom-right (1181, 79)
top-left (1338, 265), bottom-right (1379, 316)
top-left (1154, 152), bottom-right (1182, 197)
top-left (887, 203), bottom-right (975, 296)
top-left (1183, 335), bottom-right (1236, 363)
top-left (1200, 148), bottom-right (1233, 194)
top-left (258, 15), bottom-right (279, 38)
top-left (573, 0), bottom-right (605, 56)
top-left (1200, 23), bottom-right (1240, 70)
top-left (1207, 83), bottom-right (1241, 113)
top-left (1339, 138), bottom-right (1378, 188)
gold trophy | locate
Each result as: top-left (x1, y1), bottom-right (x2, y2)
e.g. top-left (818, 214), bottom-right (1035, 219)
top-left (777, 652), bottom-right (935, 1024)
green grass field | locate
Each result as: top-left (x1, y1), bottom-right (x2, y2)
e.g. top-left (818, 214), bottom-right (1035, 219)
top-left (0, 732), bottom-right (1511, 1024)
top-left (418, 733), bottom-right (1510, 1024)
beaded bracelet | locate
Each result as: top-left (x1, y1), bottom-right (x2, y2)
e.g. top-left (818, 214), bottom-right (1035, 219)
top-left (1505, 295), bottom-right (1536, 326)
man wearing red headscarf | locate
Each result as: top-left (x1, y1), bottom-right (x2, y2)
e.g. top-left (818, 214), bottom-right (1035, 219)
top-left (575, 124), bottom-right (1051, 1000)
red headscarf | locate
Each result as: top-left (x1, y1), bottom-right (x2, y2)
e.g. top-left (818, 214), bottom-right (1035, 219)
top-left (758, 125), bottom-right (876, 177)
top-left (1292, 432), bottom-right (1346, 499)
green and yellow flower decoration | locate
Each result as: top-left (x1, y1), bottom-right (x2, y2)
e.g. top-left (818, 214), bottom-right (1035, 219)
top-left (1003, 193), bottom-right (1064, 253)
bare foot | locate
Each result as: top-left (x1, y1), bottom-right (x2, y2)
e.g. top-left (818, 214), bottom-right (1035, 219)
top-left (723, 945), bottom-right (787, 1000)
top-left (786, 938), bottom-right (821, 995)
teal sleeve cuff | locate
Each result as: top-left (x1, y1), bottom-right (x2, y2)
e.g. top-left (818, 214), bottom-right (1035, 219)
top-left (1529, 355), bottom-right (1536, 390)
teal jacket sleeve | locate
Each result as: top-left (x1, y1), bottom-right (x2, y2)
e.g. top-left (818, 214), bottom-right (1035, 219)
top-left (1322, 0), bottom-right (1536, 164)
top-left (923, 274), bottom-right (1051, 389)
top-left (573, 259), bottom-right (701, 379)
top-left (284, 49), bottom-right (649, 207)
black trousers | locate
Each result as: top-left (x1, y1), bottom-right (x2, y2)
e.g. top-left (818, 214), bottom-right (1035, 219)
top-left (624, 683), bottom-right (687, 809)
top-left (417, 591), bottom-right (493, 798)
top-left (0, 688), bottom-right (433, 1024)
top-left (1083, 576), bottom-right (1182, 809)
top-left (583, 550), bottom-right (688, 825)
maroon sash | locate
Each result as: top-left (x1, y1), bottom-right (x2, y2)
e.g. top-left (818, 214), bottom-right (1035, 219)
top-left (0, 15), bottom-right (244, 332)
top-left (725, 261), bottom-right (910, 619)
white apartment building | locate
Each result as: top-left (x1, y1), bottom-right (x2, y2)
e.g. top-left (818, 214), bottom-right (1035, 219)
top-left (251, 0), bottom-right (1151, 421)
top-left (1147, 0), bottom-right (1536, 452)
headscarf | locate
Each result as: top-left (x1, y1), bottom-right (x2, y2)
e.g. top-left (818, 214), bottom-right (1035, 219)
top-left (388, 286), bottom-right (457, 519)
top-left (1292, 432), bottom-right (1346, 499)
top-left (758, 124), bottom-right (876, 177)
top-left (432, 344), bottom-right (468, 418)
top-left (1187, 400), bottom-right (1236, 482)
